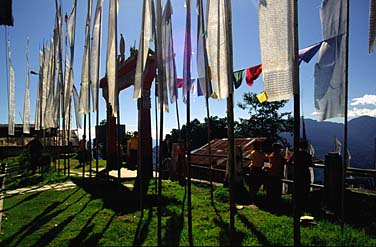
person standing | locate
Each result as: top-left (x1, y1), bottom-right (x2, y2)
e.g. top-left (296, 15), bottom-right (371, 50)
top-left (78, 135), bottom-right (87, 167)
top-left (127, 131), bottom-right (138, 170)
top-left (287, 140), bottom-right (313, 212)
top-left (247, 140), bottom-right (268, 201)
top-left (27, 136), bottom-right (43, 174)
top-left (266, 143), bottom-right (287, 208)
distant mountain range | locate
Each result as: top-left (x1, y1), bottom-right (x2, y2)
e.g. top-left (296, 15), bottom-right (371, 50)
top-left (283, 116), bottom-right (376, 169)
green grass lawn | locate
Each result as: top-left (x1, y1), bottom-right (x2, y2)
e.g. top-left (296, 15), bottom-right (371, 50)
top-left (1, 177), bottom-right (376, 246)
top-left (1, 155), bottom-right (375, 246)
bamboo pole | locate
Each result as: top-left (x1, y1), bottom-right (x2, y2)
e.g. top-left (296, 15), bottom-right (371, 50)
top-left (114, 0), bottom-right (121, 182)
top-left (156, 0), bottom-right (164, 244)
top-left (95, 3), bottom-right (102, 176)
top-left (342, 0), bottom-right (350, 237)
top-left (292, 0), bottom-right (301, 245)
top-left (225, 0), bottom-right (236, 240)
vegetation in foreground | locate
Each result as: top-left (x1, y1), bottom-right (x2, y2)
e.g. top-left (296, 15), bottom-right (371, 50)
top-left (1, 176), bottom-right (376, 246)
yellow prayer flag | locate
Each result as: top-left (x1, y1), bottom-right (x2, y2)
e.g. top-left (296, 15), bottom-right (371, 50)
top-left (257, 91), bottom-right (268, 103)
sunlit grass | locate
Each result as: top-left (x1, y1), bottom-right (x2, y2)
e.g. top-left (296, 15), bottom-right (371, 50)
top-left (1, 178), bottom-right (375, 246)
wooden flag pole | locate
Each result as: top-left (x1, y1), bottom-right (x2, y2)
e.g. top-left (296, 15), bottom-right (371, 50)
top-left (156, 0), bottom-right (164, 244)
top-left (224, 0), bottom-right (236, 240)
top-left (292, 0), bottom-right (301, 245)
top-left (342, 0), bottom-right (350, 237)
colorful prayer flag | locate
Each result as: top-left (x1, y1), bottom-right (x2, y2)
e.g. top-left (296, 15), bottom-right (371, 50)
top-left (233, 69), bottom-right (245, 89)
top-left (257, 91), bottom-right (268, 103)
top-left (245, 64), bottom-right (262, 86)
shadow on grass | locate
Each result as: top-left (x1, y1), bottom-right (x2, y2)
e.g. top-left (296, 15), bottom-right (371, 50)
top-left (71, 177), bottom-right (159, 215)
top-left (2, 188), bottom-right (82, 246)
top-left (236, 211), bottom-right (270, 246)
top-left (133, 207), bottom-right (154, 246)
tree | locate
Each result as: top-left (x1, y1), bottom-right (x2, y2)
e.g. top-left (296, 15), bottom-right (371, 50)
top-left (236, 92), bottom-right (293, 146)
top-left (170, 117), bottom-right (228, 150)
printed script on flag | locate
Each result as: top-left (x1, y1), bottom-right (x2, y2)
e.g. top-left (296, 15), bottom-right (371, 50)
top-left (258, 0), bottom-right (294, 102)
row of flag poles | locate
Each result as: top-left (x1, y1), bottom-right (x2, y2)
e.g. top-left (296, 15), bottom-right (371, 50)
top-left (4, 0), bottom-right (376, 245)
top-left (7, 0), bottom-right (376, 138)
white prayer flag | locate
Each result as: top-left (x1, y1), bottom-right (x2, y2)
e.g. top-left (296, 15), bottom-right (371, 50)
top-left (73, 85), bottom-right (82, 129)
top-left (182, 0), bottom-right (192, 104)
top-left (258, 0), bottom-right (294, 102)
top-left (161, 0), bottom-right (177, 112)
top-left (369, 0), bottom-right (376, 54)
top-left (67, 0), bottom-right (77, 58)
top-left (35, 49), bottom-right (44, 131)
top-left (45, 38), bottom-right (56, 128)
top-left (314, 0), bottom-right (348, 120)
top-left (79, 0), bottom-right (93, 115)
top-left (133, 0), bottom-right (152, 99)
top-left (8, 40), bottom-right (15, 136)
top-left (91, 0), bottom-right (103, 112)
top-left (106, 0), bottom-right (118, 116)
top-left (23, 37), bottom-right (30, 134)
top-left (196, 0), bottom-right (211, 97)
top-left (206, 0), bottom-right (230, 100)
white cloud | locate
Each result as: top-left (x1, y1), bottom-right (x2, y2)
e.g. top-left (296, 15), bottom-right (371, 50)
top-left (350, 94), bottom-right (376, 106)
top-left (311, 111), bottom-right (321, 116)
top-left (348, 107), bottom-right (376, 117)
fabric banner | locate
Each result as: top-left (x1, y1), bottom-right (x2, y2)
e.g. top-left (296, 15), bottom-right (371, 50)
top-left (44, 38), bottom-right (56, 129)
top-left (41, 46), bottom-right (50, 129)
top-left (8, 40), bottom-right (15, 136)
top-left (161, 0), bottom-right (177, 112)
top-left (246, 64), bottom-right (262, 86)
top-left (91, 0), bottom-right (103, 112)
top-left (23, 37), bottom-right (30, 134)
top-left (182, 0), bottom-right (192, 104)
top-left (314, 0), bottom-right (348, 120)
top-left (63, 50), bottom-right (73, 121)
top-left (196, 0), bottom-right (211, 97)
top-left (369, 0), bottom-right (376, 54)
top-left (207, 0), bottom-right (230, 100)
top-left (233, 69), bottom-right (245, 89)
top-left (257, 91), bottom-right (268, 103)
top-left (106, 0), bottom-right (118, 116)
top-left (67, 0), bottom-right (77, 58)
top-left (258, 0), bottom-right (294, 102)
top-left (79, 0), bottom-right (92, 115)
top-left (35, 49), bottom-right (44, 131)
top-left (133, 0), bottom-right (152, 99)
top-left (73, 85), bottom-right (82, 129)
top-left (299, 42), bottom-right (322, 65)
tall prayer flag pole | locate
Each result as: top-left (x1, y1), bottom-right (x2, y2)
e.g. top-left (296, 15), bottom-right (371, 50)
top-left (91, 0), bottom-right (103, 174)
top-left (182, 0), bottom-right (193, 244)
top-left (292, 0), bottom-right (301, 245)
top-left (23, 37), bottom-right (30, 134)
top-left (155, 0), bottom-right (164, 244)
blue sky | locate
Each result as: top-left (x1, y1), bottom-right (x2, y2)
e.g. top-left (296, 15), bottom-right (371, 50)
top-left (1, 0), bottom-right (375, 138)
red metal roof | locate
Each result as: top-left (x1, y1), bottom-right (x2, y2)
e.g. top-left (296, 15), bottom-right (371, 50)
top-left (190, 137), bottom-right (268, 169)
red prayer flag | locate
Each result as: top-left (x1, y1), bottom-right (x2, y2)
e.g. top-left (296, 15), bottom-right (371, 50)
top-left (245, 64), bottom-right (262, 86)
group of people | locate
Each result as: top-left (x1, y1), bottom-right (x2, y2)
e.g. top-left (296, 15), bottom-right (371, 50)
top-left (247, 140), bottom-right (313, 210)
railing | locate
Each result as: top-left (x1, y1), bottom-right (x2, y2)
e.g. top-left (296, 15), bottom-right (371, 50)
top-left (189, 152), bottom-right (376, 190)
